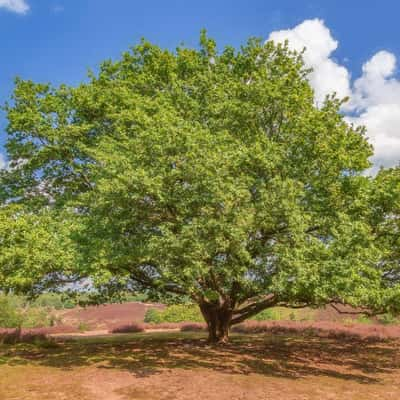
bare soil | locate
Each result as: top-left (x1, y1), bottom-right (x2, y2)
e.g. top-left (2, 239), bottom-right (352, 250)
top-left (1, 332), bottom-right (399, 400)
top-left (57, 302), bottom-right (164, 330)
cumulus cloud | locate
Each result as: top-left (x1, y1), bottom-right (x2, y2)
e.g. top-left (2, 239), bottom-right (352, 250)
top-left (347, 105), bottom-right (400, 171)
top-left (348, 51), bottom-right (399, 110)
top-left (0, 0), bottom-right (29, 14)
top-left (268, 19), bottom-right (351, 104)
top-left (268, 19), bottom-right (400, 172)
top-left (347, 51), bottom-right (400, 172)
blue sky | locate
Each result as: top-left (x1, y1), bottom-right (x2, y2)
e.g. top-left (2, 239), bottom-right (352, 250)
top-left (1, 0), bottom-right (400, 171)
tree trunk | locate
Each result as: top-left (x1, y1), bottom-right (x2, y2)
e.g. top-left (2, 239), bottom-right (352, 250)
top-left (199, 300), bottom-right (233, 344)
top-left (216, 312), bottom-right (230, 343)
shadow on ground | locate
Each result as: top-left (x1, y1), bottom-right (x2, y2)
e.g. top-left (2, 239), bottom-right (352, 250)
top-left (1, 333), bottom-right (399, 384)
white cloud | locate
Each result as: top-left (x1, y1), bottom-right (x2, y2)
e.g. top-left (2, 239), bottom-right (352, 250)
top-left (267, 19), bottom-right (400, 172)
top-left (349, 51), bottom-right (400, 111)
top-left (0, 0), bottom-right (29, 14)
top-left (268, 19), bottom-right (351, 104)
top-left (348, 51), bottom-right (400, 172)
top-left (347, 104), bottom-right (400, 173)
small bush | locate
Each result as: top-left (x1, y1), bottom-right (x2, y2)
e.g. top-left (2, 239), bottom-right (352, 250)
top-left (16, 332), bottom-right (49, 344)
top-left (378, 313), bottom-right (399, 325)
top-left (0, 296), bottom-right (23, 328)
top-left (124, 293), bottom-right (149, 302)
top-left (110, 323), bottom-right (145, 334)
top-left (251, 307), bottom-right (316, 322)
top-left (144, 322), bottom-right (183, 330)
top-left (22, 308), bottom-right (52, 329)
top-left (356, 315), bottom-right (372, 324)
top-left (180, 323), bottom-right (207, 332)
top-left (0, 328), bottom-right (55, 345)
top-left (144, 308), bottom-right (163, 323)
top-left (32, 293), bottom-right (65, 310)
top-left (144, 304), bottom-right (203, 323)
top-left (251, 308), bottom-right (282, 321)
top-left (0, 294), bottom-right (61, 328)
top-left (77, 322), bottom-right (90, 332)
top-left (30, 325), bottom-right (77, 335)
top-left (0, 329), bottom-right (20, 345)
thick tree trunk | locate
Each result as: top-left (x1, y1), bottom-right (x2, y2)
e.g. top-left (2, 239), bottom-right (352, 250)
top-left (199, 300), bottom-right (233, 344)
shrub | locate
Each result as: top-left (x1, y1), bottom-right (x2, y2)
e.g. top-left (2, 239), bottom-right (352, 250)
top-left (0, 294), bottom-right (61, 328)
top-left (0, 328), bottom-right (55, 345)
top-left (124, 293), bottom-right (149, 302)
top-left (251, 307), bottom-right (316, 322)
top-left (15, 332), bottom-right (49, 344)
top-left (0, 329), bottom-right (19, 344)
top-left (144, 304), bottom-right (203, 323)
top-left (110, 323), bottom-right (145, 334)
top-left (378, 313), bottom-right (399, 325)
top-left (144, 308), bottom-right (163, 323)
top-left (32, 293), bottom-right (77, 310)
top-left (22, 308), bottom-right (52, 329)
top-left (0, 295), bottom-right (23, 327)
top-left (143, 322), bottom-right (182, 330)
top-left (356, 315), bottom-right (372, 324)
top-left (251, 308), bottom-right (282, 321)
top-left (77, 322), bottom-right (90, 332)
top-left (32, 293), bottom-right (65, 309)
top-left (180, 323), bottom-right (207, 332)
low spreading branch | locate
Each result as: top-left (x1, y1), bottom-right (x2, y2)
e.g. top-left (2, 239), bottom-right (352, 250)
top-left (231, 295), bottom-right (277, 325)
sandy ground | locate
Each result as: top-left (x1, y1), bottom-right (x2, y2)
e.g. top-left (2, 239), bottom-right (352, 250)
top-left (1, 332), bottom-right (399, 400)
top-left (57, 302), bottom-right (164, 331)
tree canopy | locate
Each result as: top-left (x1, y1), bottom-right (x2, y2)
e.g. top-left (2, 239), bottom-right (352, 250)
top-left (1, 32), bottom-right (399, 342)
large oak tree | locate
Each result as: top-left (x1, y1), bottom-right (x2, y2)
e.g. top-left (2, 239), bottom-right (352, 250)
top-left (1, 32), bottom-right (399, 342)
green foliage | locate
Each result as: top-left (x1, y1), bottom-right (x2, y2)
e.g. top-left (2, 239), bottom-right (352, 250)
top-left (0, 295), bottom-right (23, 327)
top-left (77, 322), bottom-right (90, 332)
top-left (21, 307), bottom-right (51, 329)
top-left (144, 308), bottom-right (162, 323)
top-left (1, 32), bottom-right (399, 329)
top-left (144, 305), bottom-right (203, 323)
top-left (0, 294), bottom-right (56, 328)
top-left (378, 313), bottom-right (400, 325)
top-left (251, 308), bottom-right (282, 321)
top-left (251, 307), bottom-right (316, 321)
top-left (356, 315), bottom-right (373, 324)
top-left (0, 206), bottom-right (79, 295)
top-left (124, 293), bottom-right (149, 303)
top-left (32, 293), bottom-right (76, 309)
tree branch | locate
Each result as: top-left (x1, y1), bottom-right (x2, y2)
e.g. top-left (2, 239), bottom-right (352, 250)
top-left (231, 294), bottom-right (276, 325)
top-left (329, 302), bottom-right (386, 317)
top-left (130, 272), bottom-right (188, 296)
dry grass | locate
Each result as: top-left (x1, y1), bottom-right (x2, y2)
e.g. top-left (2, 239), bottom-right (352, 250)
top-left (0, 331), bottom-right (400, 399)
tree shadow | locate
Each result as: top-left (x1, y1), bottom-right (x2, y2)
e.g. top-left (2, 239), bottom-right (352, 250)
top-left (1, 333), bottom-right (399, 384)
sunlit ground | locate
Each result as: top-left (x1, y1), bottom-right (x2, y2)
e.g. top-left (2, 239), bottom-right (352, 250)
top-left (1, 332), bottom-right (399, 400)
